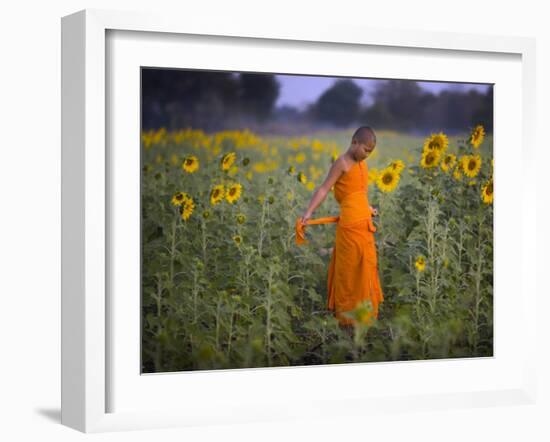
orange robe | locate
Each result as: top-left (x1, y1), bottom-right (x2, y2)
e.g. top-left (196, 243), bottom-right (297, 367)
top-left (295, 160), bottom-right (384, 326)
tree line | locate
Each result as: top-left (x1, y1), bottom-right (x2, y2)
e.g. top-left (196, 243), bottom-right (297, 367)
top-left (141, 69), bottom-right (279, 132)
top-left (141, 69), bottom-right (493, 134)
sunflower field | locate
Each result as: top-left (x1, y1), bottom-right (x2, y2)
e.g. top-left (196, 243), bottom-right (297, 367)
top-left (141, 125), bottom-right (493, 373)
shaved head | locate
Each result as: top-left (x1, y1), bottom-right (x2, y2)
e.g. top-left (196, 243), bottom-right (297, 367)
top-left (352, 126), bottom-right (376, 147)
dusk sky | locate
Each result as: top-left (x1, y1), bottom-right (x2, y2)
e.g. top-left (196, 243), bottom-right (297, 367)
top-left (274, 74), bottom-right (491, 110)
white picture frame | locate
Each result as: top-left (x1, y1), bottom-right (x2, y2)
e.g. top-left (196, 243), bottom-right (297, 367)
top-left (61, 8), bottom-right (537, 433)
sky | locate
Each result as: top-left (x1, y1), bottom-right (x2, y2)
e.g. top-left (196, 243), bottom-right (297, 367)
top-left (274, 74), bottom-right (491, 110)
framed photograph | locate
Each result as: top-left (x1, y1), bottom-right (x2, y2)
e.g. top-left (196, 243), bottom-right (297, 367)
top-left (61, 8), bottom-right (537, 433)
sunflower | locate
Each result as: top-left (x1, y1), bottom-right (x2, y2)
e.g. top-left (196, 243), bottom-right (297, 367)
top-left (170, 154), bottom-right (179, 166)
top-left (415, 255), bottom-right (426, 272)
top-left (171, 191), bottom-right (190, 206)
top-left (202, 210), bottom-right (211, 219)
top-left (368, 168), bottom-right (379, 185)
top-left (242, 157), bottom-right (250, 166)
top-left (440, 153), bottom-right (457, 173)
top-left (232, 235), bottom-right (242, 245)
top-left (420, 147), bottom-right (441, 169)
top-left (210, 184), bottom-right (225, 205)
top-left (182, 155), bottom-right (199, 173)
top-left (469, 125), bottom-right (485, 149)
top-left (389, 159), bottom-right (405, 174)
top-left (376, 167), bottom-right (400, 193)
top-left (423, 132), bottom-right (449, 154)
top-left (306, 181), bottom-right (315, 191)
top-left (225, 183), bottom-right (242, 204)
top-left (355, 301), bottom-right (374, 326)
top-left (452, 165), bottom-right (463, 181)
top-left (481, 178), bottom-right (494, 204)
top-left (180, 196), bottom-right (195, 221)
top-left (221, 152), bottom-right (237, 171)
top-left (236, 213), bottom-right (246, 224)
top-left (462, 154), bottom-right (482, 178)
top-left (297, 172), bottom-right (307, 184)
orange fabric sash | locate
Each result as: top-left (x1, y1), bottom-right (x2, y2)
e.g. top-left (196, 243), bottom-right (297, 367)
top-left (295, 210), bottom-right (377, 246)
top-left (295, 216), bottom-right (340, 245)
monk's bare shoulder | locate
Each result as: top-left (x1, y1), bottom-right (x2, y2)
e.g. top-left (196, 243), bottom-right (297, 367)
top-left (319, 156), bottom-right (346, 191)
top-left (331, 155), bottom-right (348, 175)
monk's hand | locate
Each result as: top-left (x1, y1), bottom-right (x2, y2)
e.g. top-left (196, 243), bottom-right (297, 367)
top-left (371, 206), bottom-right (379, 217)
top-left (301, 213), bottom-right (312, 226)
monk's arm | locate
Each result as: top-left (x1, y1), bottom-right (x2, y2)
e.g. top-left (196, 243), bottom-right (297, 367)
top-left (301, 159), bottom-right (344, 221)
top-left (302, 188), bottom-right (330, 218)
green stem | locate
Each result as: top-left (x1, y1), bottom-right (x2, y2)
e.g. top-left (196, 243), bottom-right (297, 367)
top-left (227, 308), bottom-right (234, 359)
top-left (169, 215), bottom-right (177, 286)
top-left (201, 219), bottom-right (207, 265)
top-left (240, 247), bottom-right (252, 300)
top-left (416, 271), bottom-right (421, 308)
top-left (265, 266), bottom-right (273, 366)
top-left (458, 222), bottom-right (465, 274)
top-left (192, 266), bottom-right (199, 324)
top-left (425, 198), bottom-right (438, 313)
top-left (155, 276), bottom-right (163, 371)
top-left (378, 193), bottom-right (385, 264)
top-left (258, 201), bottom-right (267, 257)
top-left (215, 297), bottom-right (222, 352)
top-left (473, 219), bottom-right (483, 353)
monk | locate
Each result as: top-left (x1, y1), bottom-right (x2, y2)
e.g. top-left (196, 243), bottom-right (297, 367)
top-left (296, 126), bottom-right (384, 336)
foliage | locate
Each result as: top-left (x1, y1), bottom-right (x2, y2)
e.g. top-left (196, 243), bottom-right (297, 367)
top-left (141, 127), bottom-right (493, 372)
